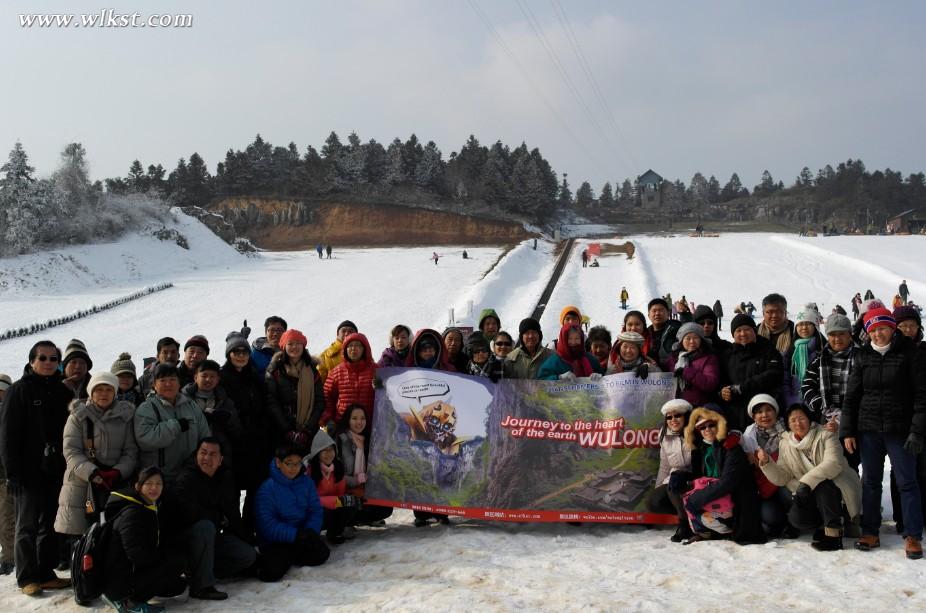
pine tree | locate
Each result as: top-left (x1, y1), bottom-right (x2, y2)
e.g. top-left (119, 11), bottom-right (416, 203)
top-left (687, 172), bottom-right (709, 206)
top-left (599, 182), bottom-right (615, 208)
top-left (480, 143), bottom-right (509, 202)
top-left (341, 132), bottom-right (367, 185)
top-left (127, 160), bottom-right (147, 192)
top-left (721, 173), bottom-right (745, 202)
top-left (754, 170), bottom-right (776, 196)
top-left (576, 181), bottom-right (594, 208)
top-left (707, 175), bottom-right (720, 203)
top-left (384, 139), bottom-right (406, 185)
top-left (619, 178), bottom-right (633, 207)
top-left (414, 141), bottom-right (444, 189)
top-left (557, 174), bottom-right (573, 208)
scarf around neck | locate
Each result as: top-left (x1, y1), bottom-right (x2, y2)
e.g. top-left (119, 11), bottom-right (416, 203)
top-left (284, 360), bottom-right (315, 428)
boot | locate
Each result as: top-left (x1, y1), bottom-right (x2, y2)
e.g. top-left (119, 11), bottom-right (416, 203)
top-left (854, 534), bottom-right (880, 551)
top-left (905, 536), bottom-right (923, 560)
top-left (811, 527), bottom-right (843, 551)
top-left (670, 524), bottom-right (693, 543)
top-left (843, 515), bottom-right (861, 538)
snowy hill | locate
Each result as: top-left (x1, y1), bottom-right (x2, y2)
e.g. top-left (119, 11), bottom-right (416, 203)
top-left (2, 229), bottom-right (926, 612)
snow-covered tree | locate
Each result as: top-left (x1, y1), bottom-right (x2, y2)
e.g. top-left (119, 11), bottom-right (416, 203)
top-left (384, 139), bottom-right (406, 185)
top-left (599, 182), bottom-right (615, 208)
top-left (576, 181), bottom-right (594, 208)
top-left (414, 141), bottom-right (444, 189)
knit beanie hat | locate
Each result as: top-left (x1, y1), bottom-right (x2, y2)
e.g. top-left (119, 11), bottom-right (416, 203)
top-left (863, 307), bottom-right (896, 332)
top-left (860, 298), bottom-right (884, 316)
top-left (893, 305), bottom-right (921, 327)
top-left (559, 305), bottom-right (582, 325)
top-left (110, 352), bottom-right (137, 377)
top-left (308, 429), bottom-right (336, 460)
top-left (794, 306), bottom-right (821, 327)
top-left (184, 335), bottom-right (210, 354)
top-left (518, 317), bottom-right (543, 341)
top-left (337, 320), bottom-right (358, 334)
top-left (465, 331), bottom-right (491, 355)
top-left (279, 329), bottom-right (308, 348)
top-left (617, 331), bottom-right (645, 346)
top-left (87, 371), bottom-right (119, 396)
top-left (730, 313), bottom-right (756, 335)
top-left (824, 313), bottom-right (852, 334)
top-left (62, 338), bottom-right (93, 369)
top-left (225, 332), bottom-right (251, 356)
top-left (676, 322), bottom-right (705, 343)
top-left (747, 393), bottom-right (779, 417)
top-left (692, 304), bottom-right (716, 324)
top-left (661, 398), bottom-right (693, 416)
top-left (0, 373), bottom-right (12, 391)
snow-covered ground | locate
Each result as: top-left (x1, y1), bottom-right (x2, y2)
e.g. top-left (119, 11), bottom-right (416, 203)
top-left (2, 225), bottom-right (926, 612)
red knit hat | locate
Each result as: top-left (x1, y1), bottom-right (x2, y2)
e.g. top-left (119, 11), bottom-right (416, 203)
top-left (279, 329), bottom-right (308, 348)
top-left (863, 307), bottom-right (896, 333)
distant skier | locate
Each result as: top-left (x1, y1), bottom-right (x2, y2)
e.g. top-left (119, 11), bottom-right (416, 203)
top-left (462, 250), bottom-right (468, 259)
top-left (712, 299), bottom-right (723, 331)
top-left (581, 249), bottom-right (588, 268)
top-left (899, 279), bottom-right (909, 304)
top-left (316, 244), bottom-right (324, 259)
top-left (326, 244), bottom-right (332, 259)
top-left (432, 252), bottom-right (440, 266)
top-left (619, 287), bottom-right (629, 310)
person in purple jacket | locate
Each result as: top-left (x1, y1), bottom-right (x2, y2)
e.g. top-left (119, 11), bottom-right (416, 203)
top-left (254, 446), bottom-right (330, 582)
top-left (667, 323), bottom-right (721, 407)
top-left (377, 325), bottom-right (412, 368)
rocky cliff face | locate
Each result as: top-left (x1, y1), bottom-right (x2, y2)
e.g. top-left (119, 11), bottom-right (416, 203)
top-left (209, 198), bottom-right (532, 249)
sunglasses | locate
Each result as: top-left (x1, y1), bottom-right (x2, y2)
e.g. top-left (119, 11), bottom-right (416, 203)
top-left (494, 342), bottom-right (512, 347)
top-left (36, 354), bottom-right (59, 363)
top-left (230, 348), bottom-right (249, 356)
top-left (696, 422), bottom-right (717, 432)
top-left (665, 414), bottom-right (685, 420)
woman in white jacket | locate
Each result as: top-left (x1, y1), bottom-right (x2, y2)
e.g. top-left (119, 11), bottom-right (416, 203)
top-left (758, 403), bottom-right (861, 551)
top-left (648, 399), bottom-right (693, 542)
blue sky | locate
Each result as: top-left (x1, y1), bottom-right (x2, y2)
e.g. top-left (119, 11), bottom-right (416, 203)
top-left (2, 0), bottom-right (923, 193)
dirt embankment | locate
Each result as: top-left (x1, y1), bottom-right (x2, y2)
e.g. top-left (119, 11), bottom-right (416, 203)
top-left (209, 198), bottom-right (533, 250)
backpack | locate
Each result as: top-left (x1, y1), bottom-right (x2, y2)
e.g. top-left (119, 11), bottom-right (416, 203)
top-left (71, 515), bottom-right (114, 606)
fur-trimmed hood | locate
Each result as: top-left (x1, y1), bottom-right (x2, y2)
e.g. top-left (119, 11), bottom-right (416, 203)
top-left (684, 407), bottom-right (729, 450)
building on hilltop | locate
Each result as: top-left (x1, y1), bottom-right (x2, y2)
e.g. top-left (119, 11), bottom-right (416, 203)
top-left (637, 169), bottom-right (663, 208)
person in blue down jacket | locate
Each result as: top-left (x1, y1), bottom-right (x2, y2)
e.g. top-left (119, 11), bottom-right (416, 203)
top-left (254, 446), bottom-right (330, 582)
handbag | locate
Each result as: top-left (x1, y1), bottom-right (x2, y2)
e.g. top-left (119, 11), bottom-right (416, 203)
top-left (682, 476), bottom-right (734, 528)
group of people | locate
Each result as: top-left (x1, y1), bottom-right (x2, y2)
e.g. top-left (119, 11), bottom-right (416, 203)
top-left (0, 286), bottom-right (924, 611)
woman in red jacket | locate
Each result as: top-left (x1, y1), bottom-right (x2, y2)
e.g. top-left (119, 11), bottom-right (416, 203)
top-left (322, 332), bottom-right (376, 428)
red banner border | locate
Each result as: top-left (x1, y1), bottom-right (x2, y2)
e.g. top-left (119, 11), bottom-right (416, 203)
top-left (365, 498), bottom-right (678, 524)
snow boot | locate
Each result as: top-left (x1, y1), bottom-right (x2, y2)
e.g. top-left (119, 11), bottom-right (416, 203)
top-left (811, 528), bottom-right (843, 551)
top-left (905, 536), bottom-right (923, 560)
top-left (854, 534), bottom-right (880, 551)
top-left (670, 524), bottom-right (693, 543)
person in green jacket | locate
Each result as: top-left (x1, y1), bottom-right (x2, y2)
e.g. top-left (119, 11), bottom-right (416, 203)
top-left (477, 308), bottom-right (501, 342)
top-left (504, 318), bottom-right (554, 379)
top-left (133, 364), bottom-right (211, 483)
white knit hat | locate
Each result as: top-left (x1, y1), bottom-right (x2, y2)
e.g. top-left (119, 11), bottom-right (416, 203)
top-left (87, 371), bottom-right (118, 396)
top-left (747, 393), bottom-right (779, 418)
top-left (661, 398), bottom-right (693, 416)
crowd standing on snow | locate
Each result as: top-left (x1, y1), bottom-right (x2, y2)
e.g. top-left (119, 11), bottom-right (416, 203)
top-left (0, 281), bottom-right (925, 612)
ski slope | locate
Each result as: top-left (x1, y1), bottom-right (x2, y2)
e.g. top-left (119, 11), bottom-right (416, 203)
top-left (2, 226), bottom-right (926, 612)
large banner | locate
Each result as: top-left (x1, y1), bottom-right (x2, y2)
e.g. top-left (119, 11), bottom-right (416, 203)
top-left (365, 368), bottom-right (677, 523)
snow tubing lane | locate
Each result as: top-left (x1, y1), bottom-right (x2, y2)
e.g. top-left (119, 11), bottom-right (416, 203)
top-left (530, 238), bottom-right (576, 321)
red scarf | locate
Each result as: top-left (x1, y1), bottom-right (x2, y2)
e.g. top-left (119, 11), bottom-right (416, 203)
top-left (556, 324), bottom-right (594, 377)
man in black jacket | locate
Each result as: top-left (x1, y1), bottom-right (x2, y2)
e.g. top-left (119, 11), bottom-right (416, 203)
top-left (719, 314), bottom-right (783, 432)
top-left (174, 438), bottom-right (257, 600)
top-left (646, 298), bottom-right (682, 370)
top-left (0, 341), bottom-right (73, 596)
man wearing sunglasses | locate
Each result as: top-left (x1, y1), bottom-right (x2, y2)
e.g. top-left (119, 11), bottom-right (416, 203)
top-left (0, 340), bottom-right (74, 596)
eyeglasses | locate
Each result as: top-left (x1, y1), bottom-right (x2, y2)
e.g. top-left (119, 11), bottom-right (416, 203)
top-left (36, 355), bottom-right (59, 363)
top-left (494, 342), bottom-right (512, 347)
top-left (696, 422), bottom-right (717, 432)
top-left (665, 414), bottom-right (685, 420)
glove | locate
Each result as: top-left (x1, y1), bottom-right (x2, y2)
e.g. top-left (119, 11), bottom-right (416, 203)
top-left (634, 363), bottom-right (649, 380)
top-left (286, 430), bottom-right (309, 448)
top-left (241, 319), bottom-right (251, 339)
top-left (793, 483), bottom-right (813, 508)
top-left (589, 373), bottom-right (603, 381)
top-left (97, 469), bottom-right (121, 490)
top-left (904, 432), bottom-right (924, 455)
top-left (559, 372), bottom-right (576, 381)
top-left (337, 495), bottom-right (362, 509)
top-left (177, 418), bottom-right (191, 432)
top-left (5, 479), bottom-right (23, 497)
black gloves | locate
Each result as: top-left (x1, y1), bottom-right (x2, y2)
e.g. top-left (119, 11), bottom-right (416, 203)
top-left (793, 483), bottom-right (813, 507)
top-left (178, 418), bottom-right (191, 432)
top-left (904, 432), bottom-right (924, 455)
top-left (634, 363), bottom-right (649, 380)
